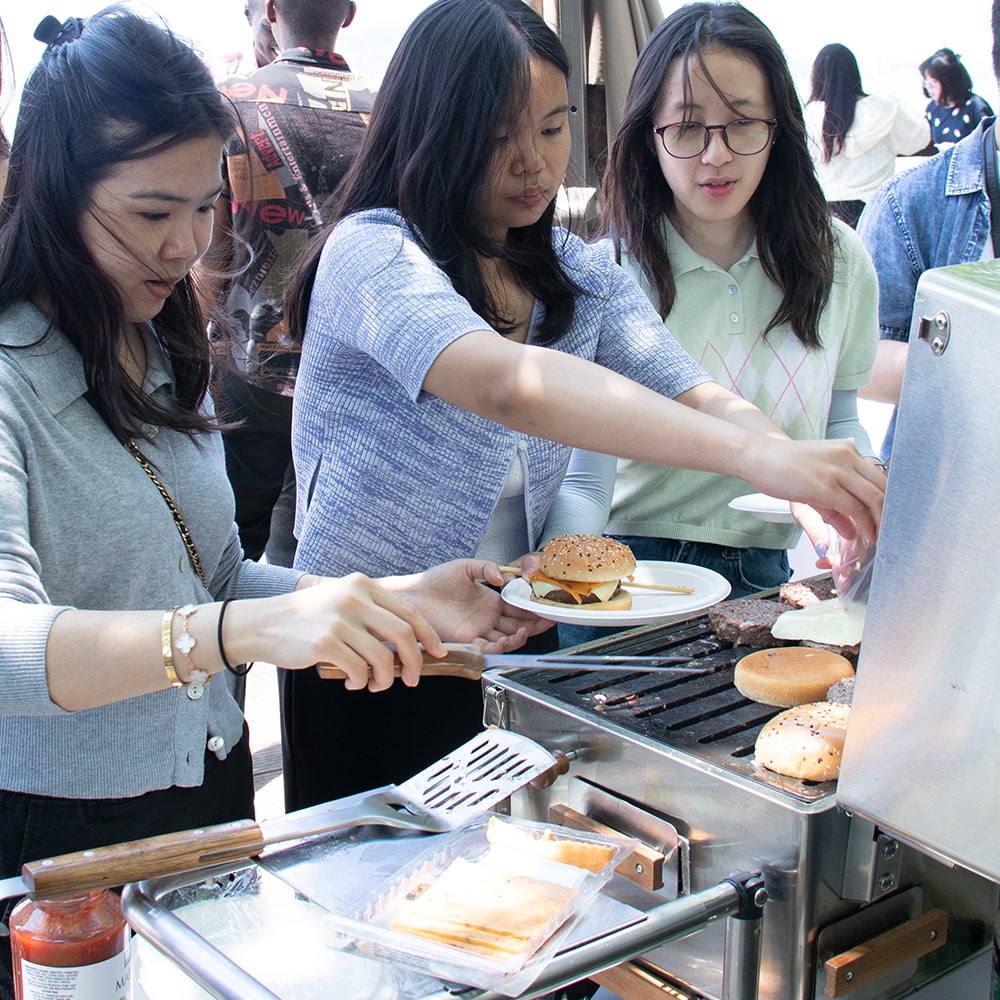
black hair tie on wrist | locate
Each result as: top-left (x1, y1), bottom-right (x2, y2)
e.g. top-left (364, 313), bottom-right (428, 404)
top-left (217, 599), bottom-right (251, 676)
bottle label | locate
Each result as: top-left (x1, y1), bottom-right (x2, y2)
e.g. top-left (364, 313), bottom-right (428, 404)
top-left (18, 949), bottom-right (130, 1000)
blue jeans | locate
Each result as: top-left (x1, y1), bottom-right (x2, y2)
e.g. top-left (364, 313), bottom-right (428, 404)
top-left (557, 537), bottom-right (790, 649)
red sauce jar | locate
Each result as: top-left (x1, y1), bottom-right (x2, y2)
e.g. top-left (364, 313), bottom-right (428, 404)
top-left (9, 889), bottom-right (130, 999)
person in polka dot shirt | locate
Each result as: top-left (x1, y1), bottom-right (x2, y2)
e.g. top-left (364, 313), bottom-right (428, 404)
top-left (921, 47), bottom-right (994, 147)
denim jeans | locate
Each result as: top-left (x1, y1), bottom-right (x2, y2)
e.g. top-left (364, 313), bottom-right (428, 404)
top-left (557, 537), bottom-right (790, 650)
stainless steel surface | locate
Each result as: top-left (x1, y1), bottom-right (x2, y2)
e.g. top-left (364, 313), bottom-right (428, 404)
top-left (123, 868), bottom-right (284, 1000)
top-left (837, 260), bottom-right (1000, 883)
top-left (122, 837), bottom-right (750, 1000)
top-left (483, 598), bottom-right (998, 1000)
top-left (0, 874), bottom-right (29, 903)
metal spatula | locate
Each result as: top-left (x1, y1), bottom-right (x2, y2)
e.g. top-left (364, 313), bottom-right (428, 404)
top-left (0, 728), bottom-right (557, 902)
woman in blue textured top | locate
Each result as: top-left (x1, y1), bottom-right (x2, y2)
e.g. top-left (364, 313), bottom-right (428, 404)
top-left (0, 11), bottom-right (545, 995)
top-left (920, 47), bottom-right (994, 147)
top-left (282, 0), bottom-right (887, 809)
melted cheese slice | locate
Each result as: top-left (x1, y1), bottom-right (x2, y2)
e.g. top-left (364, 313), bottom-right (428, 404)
top-left (771, 598), bottom-right (865, 647)
top-left (527, 573), bottom-right (619, 604)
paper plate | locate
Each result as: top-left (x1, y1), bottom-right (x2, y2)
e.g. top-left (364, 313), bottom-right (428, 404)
top-left (502, 560), bottom-right (731, 627)
top-left (728, 493), bottom-right (795, 524)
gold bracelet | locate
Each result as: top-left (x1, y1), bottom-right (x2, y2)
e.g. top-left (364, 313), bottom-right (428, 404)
top-left (162, 607), bottom-right (182, 687)
top-left (175, 604), bottom-right (210, 701)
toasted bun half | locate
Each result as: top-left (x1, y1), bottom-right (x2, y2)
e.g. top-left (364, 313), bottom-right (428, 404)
top-left (530, 587), bottom-right (633, 611)
top-left (755, 701), bottom-right (849, 782)
top-left (537, 534), bottom-right (636, 583)
top-left (734, 646), bottom-right (854, 708)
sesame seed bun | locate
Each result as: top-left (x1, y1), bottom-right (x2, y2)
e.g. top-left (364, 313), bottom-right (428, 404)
top-left (755, 701), bottom-right (850, 782)
top-left (536, 534), bottom-right (636, 584)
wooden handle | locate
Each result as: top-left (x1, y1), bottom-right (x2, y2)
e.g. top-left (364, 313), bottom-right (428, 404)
top-left (824, 908), bottom-right (948, 997)
top-left (625, 580), bottom-right (695, 594)
top-left (315, 643), bottom-right (486, 681)
top-left (548, 803), bottom-right (665, 892)
top-left (22, 820), bottom-right (265, 896)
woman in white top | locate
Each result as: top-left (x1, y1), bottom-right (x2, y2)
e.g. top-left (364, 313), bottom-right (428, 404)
top-left (805, 43), bottom-right (930, 228)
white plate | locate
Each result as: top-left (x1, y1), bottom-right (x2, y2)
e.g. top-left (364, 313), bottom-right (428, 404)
top-left (501, 560), bottom-right (732, 627)
top-left (728, 492), bottom-right (795, 524)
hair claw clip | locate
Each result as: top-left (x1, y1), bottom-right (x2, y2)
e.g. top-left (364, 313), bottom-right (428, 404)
top-left (34, 15), bottom-right (84, 48)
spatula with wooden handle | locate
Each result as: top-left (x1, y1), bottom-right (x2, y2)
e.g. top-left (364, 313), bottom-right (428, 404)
top-left (0, 728), bottom-right (556, 901)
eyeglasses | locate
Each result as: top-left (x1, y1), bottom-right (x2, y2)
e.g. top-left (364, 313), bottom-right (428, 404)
top-left (652, 118), bottom-right (779, 158)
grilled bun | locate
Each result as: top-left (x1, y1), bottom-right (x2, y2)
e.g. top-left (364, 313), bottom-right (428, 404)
top-left (734, 646), bottom-right (854, 708)
top-left (755, 701), bottom-right (849, 782)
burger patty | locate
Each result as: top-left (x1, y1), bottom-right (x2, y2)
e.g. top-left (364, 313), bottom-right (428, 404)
top-left (542, 584), bottom-right (626, 605)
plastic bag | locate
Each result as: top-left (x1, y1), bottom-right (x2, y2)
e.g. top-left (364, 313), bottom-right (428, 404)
top-left (827, 529), bottom-right (876, 608)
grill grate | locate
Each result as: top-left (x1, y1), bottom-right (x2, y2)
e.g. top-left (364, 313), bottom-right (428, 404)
top-left (507, 602), bottom-right (835, 801)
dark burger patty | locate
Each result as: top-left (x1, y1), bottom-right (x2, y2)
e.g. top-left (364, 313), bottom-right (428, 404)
top-left (544, 584), bottom-right (624, 605)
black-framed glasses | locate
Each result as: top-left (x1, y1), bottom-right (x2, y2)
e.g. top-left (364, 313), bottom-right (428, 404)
top-left (652, 117), bottom-right (779, 158)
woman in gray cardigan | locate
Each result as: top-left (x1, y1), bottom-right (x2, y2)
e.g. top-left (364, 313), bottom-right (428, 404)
top-left (0, 11), bottom-right (543, 995)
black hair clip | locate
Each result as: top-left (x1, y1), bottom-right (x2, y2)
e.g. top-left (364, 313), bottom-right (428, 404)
top-left (34, 15), bottom-right (84, 48)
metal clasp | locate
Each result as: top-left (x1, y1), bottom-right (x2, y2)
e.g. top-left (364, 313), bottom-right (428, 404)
top-left (483, 683), bottom-right (508, 728)
top-left (916, 310), bottom-right (950, 355)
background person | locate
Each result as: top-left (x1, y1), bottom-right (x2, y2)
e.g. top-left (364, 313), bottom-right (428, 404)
top-left (0, 11), bottom-right (542, 996)
top-left (280, 0), bottom-right (886, 811)
top-left (244, 0), bottom-right (279, 69)
top-left (805, 42), bottom-right (930, 228)
top-left (920, 46), bottom-right (994, 146)
top-left (859, 5), bottom-right (1000, 459)
top-left (206, 0), bottom-right (371, 568)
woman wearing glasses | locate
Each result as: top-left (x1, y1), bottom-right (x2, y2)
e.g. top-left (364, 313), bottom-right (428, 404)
top-left (281, 0), bottom-right (885, 808)
top-left (574, 2), bottom-right (882, 603)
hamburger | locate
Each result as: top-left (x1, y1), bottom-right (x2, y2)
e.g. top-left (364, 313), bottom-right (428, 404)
top-left (526, 534), bottom-right (636, 610)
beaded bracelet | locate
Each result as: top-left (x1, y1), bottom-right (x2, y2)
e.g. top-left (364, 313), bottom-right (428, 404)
top-left (175, 604), bottom-right (210, 701)
top-left (217, 599), bottom-right (251, 676)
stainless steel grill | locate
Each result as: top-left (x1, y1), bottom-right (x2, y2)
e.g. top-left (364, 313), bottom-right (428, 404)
top-left (482, 591), bottom-right (998, 1000)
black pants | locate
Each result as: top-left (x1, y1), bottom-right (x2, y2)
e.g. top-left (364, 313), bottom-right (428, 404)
top-left (215, 368), bottom-right (296, 565)
top-left (0, 735), bottom-right (254, 1000)
top-left (829, 199), bottom-right (865, 229)
top-left (278, 630), bottom-right (561, 811)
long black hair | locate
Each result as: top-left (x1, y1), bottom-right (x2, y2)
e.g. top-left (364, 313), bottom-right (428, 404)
top-left (0, 8), bottom-right (235, 443)
top-left (285, 0), bottom-right (581, 347)
top-left (601, 1), bottom-right (834, 350)
top-left (809, 43), bottom-right (867, 162)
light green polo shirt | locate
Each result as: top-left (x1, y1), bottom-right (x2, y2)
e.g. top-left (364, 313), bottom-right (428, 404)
top-left (607, 218), bottom-right (878, 550)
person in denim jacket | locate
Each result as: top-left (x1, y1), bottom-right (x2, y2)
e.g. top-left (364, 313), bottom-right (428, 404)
top-left (857, 114), bottom-right (994, 458)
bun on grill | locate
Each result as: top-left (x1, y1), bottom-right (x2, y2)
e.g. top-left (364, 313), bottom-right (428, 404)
top-left (527, 534), bottom-right (636, 610)
top-left (755, 701), bottom-right (850, 782)
top-left (734, 646), bottom-right (854, 707)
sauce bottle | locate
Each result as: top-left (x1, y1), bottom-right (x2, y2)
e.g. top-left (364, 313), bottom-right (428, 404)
top-left (9, 889), bottom-right (131, 999)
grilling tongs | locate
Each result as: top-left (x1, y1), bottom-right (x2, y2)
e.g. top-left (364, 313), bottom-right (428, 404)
top-left (316, 641), bottom-right (704, 681)
top-left (0, 728), bottom-right (559, 903)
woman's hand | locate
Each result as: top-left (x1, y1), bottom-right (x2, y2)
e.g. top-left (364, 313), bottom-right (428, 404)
top-left (229, 574), bottom-right (443, 691)
top-left (381, 559), bottom-right (553, 652)
top-left (746, 437), bottom-right (885, 545)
